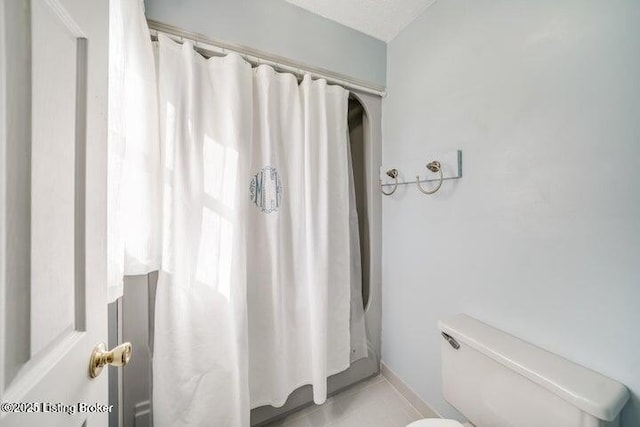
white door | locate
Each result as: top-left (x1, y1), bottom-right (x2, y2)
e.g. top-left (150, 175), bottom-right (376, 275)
top-left (0, 0), bottom-right (111, 426)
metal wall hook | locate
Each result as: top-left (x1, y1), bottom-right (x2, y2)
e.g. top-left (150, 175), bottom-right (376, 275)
top-left (426, 160), bottom-right (441, 173)
top-left (381, 168), bottom-right (399, 195)
top-left (416, 161), bottom-right (443, 194)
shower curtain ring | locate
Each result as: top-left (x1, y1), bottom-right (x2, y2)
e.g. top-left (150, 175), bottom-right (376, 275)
top-left (416, 161), bottom-right (443, 194)
top-left (381, 169), bottom-right (399, 196)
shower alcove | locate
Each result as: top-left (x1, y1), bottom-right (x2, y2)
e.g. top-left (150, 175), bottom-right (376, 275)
top-left (111, 91), bottom-right (382, 427)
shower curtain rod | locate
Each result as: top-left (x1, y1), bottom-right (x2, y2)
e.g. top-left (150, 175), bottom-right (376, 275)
top-left (148, 20), bottom-right (387, 98)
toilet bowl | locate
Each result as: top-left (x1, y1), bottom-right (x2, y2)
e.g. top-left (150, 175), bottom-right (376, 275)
top-left (407, 419), bottom-right (467, 427)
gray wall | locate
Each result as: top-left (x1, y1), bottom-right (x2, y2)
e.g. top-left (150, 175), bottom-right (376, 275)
top-left (382, 0), bottom-right (640, 425)
top-left (108, 301), bottom-right (122, 427)
top-left (108, 275), bottom-right (156, 427)
top-left (121, 275), bottom-right (156, 427)
top-left (143, 0), bottom-right (386, 87)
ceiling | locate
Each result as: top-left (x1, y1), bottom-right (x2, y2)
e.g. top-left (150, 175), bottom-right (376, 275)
top-left (285, 0), bottom-right (437, 42)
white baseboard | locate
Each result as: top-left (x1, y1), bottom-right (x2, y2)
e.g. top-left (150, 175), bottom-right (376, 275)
top-left (381, 362), bottom-right (440, 419)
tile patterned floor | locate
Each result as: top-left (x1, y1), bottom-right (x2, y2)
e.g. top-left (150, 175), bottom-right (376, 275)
top-left (264, 375), bottom-right (424, 427)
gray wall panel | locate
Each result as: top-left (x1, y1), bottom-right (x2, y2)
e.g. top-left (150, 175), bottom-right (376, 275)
top-left (144, 0), bottom-right (386, 87)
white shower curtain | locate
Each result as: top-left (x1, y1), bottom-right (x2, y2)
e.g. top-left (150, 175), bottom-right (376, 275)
top-left (112, 29), bottom-right (366, 425)
top-left (247, 68), bottom-right (366, 407)
top-left (107, 0), bottom-right (161, 302)
top-left (152, 37), bottom-right (252, 427)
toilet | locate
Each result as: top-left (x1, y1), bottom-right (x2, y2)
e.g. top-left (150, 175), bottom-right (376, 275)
top-left (407, 421), bottom-right (468, 427)
top-left (407, 421), bottom-right (466, 427)
top-left (406, 314), bottom-right (630, 427)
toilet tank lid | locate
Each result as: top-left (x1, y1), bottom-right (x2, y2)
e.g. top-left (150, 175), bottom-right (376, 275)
top-left (438, 314), bottom-right (629, 422)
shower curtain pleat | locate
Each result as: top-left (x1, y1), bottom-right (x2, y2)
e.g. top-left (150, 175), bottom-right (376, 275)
top-left (153, 37), bottom-right (252, 427)
top-left (149, 35), bottom-right (366, 426)
top-left (107, 0), bottom-right (161, 302)
top-left (302, 76), bottom-right (352, 405)
top-left (246, 71), bottom-right (360, 408)
top-left (246, 66), bottom-right (310, 407)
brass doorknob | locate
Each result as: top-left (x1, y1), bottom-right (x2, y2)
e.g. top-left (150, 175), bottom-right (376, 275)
top-left (89, 342), bottom-right (132, 378)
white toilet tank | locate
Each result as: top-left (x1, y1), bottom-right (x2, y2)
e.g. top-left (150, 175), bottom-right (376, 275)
top-left (439, 315), bottom-right (629, 427)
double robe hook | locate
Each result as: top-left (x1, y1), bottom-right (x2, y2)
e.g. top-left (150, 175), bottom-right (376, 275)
top-left (381, 160), bottom-right (444, 196)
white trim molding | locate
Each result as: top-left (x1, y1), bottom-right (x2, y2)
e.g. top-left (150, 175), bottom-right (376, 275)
top-left (147, 19), bottom-right (387, 98)
top-left (381, 362), bottom-right (440, 419)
